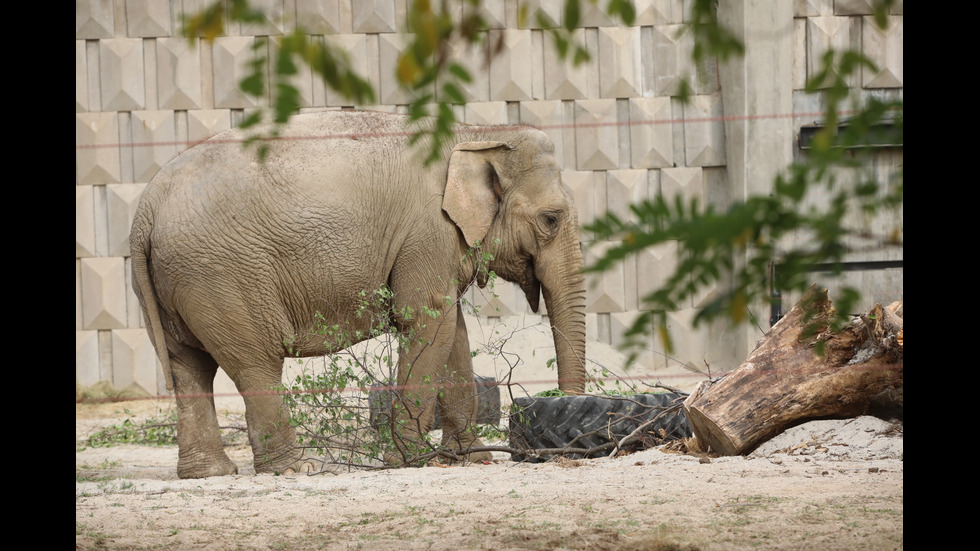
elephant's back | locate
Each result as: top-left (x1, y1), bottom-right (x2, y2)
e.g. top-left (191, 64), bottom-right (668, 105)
top-left (142, 109), bottom-right (429, 258)
top-left (153, 109), bottom-right (412, 180)
top-left (218, 109), bottom-right (413, 157)
top-left (140, 109), bottom-right (436, 261)
top-left (277, 109), bottom-right (412, 139)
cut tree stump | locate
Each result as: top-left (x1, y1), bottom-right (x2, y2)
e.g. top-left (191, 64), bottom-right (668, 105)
top-left (683, 285), bottom-right (903, 456)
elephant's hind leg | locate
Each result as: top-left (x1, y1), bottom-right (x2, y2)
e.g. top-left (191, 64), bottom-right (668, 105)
top-left (169, 346), bottom-right (239, 479)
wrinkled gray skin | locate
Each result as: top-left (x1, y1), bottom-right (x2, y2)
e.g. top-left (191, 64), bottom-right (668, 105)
top-left (130, 110), bottom-right (587, 479)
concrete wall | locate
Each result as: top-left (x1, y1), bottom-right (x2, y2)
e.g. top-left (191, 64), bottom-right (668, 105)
top-left (76, 0), bottom-right (903, 397)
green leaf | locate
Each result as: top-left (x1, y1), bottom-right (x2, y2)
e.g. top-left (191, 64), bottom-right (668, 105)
top-left (608, 0), bottom-right (636, 25)
top-left (448, 62), bottom-right (472, 84)
top-left (274, 83), bottom-right (300, 123)
top-left (563, 0), bottom-right (580, 30)
top-left (441, 82), bottom-right (466, 104)
top-left (240, 71), bottom-right (264, 97)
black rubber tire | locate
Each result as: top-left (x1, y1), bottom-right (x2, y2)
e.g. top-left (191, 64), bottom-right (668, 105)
top-left (508, 393), bottom-right (691, 462)
top-left (368, 375), bottom-right (501, 429)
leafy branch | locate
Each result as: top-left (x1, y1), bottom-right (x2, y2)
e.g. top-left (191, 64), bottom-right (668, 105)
top-left (586, 2), bottom-right (903, 356)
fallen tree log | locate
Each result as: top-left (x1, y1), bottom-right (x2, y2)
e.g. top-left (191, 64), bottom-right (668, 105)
top-left (683, 285), bottom-right (903, 456)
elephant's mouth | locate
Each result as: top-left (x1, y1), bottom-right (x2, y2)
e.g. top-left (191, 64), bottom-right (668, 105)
top-left (520, 262), bottom-right (541, 313)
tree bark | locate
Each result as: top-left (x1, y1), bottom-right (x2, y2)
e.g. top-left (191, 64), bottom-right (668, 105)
top-left (683, 285), bottom-right (903, 456)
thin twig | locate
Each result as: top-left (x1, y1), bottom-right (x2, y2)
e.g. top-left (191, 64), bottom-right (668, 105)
top-left (610, 404), bottom-right (681, 457)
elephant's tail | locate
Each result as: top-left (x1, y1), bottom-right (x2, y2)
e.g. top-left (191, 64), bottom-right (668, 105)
top-left (129, 209), bottom-right (176, 392)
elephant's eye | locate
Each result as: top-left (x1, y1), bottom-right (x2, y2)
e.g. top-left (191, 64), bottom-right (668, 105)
top-left (539, 210), bottom-right (562, 234)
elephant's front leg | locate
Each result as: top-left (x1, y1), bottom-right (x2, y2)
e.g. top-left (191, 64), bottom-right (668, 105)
top-left (437, 305), bottom-right (493, 463)
top-left (386, 295), bottom-right (460, 465)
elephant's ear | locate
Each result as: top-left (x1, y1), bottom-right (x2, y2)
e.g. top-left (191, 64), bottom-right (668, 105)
top-left (443, 141), bottom-right (512, 248)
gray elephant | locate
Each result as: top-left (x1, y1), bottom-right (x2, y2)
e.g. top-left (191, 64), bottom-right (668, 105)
top-left (130, 109), bottom-right (587, 479)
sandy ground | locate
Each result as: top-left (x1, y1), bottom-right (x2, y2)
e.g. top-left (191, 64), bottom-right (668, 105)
top-left (77, 318), bottom-right (902, 549)
top-left (76, 399), bottom-right (902, 551)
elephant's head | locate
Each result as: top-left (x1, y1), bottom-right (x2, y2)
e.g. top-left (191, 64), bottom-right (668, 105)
top-left (442, 128), bottom-right (587, 394)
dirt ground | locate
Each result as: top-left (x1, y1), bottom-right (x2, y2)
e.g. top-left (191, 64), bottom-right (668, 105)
top-left (76, 397), bottom-right (903, 551)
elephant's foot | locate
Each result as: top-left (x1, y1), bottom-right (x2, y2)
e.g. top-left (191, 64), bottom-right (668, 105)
top-left (448, 448), bottom-right (493, 464)
top-left (381, 445), bottom-right (491, 466)
top-left (253, 448), bottom-right (323, 475)
top-left (278, 457), bottom-right (321, 475)
top-left (177, 450), bottom-right (239, 479)
top-left (441, 434), bottom-right (493, 464)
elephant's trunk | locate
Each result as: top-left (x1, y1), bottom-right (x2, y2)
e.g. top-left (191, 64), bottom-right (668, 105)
top-left (537, 226), bottom-right (588, 395)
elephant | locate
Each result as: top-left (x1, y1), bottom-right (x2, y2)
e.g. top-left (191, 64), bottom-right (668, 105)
top-left (130, 109), bottom-right (587, 479)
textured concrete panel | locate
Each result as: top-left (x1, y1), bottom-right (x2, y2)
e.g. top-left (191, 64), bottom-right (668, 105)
top-left (320, 34), bottom-right (371, 106)
top-left (561, 170), bottom-right (601, 242)
top-left (543, 29), bottom-right (592, 100)
top-left (520, 100), bottom-right (566, 167)
top-left (76, 330), bottom-right (102, 386)
top-left (445, 40), bottom-right (490, 103)
top-left (834, 0), bottom-right (877, 15)
top-left (77, 41), bottom-right (88, 112)
top-left (76, 0), bottom-right (114, 39)
top-left (100, 38), bottom-right (146, 112)
top-left (574, 99), bottom-right (619, 170)
top-left (465, 0), bottom-right (506, 29)
top-left (352, 1), bottom-right (397, 33)
top-left (807, 16), bottom-right (859, 88)
top-left (187, 110), bottom-right (233, 145)
top-left (241, 0), bottom-right (286, 36)
top-left (464, 102), bottom-right (508, 125)
top-left (635, 241), bottom-right (678, 311)
top-left (639, 0), bottom-right (685, 25)
top-left (598, 27), bottom-right (642, 99)
top-left (112, 329), bottom-right (161, 395)
top-left (91, 184), bottom-right (109, 257)
top-left (378, 33), bottom-right (412, 105)
top-left (212, 37), bottom-right (261, 109)
top-left (789, 152), bottom-right (902, 264)
top-left (605, 169), bottom-right (653, 226)
top-left (682, 94), bottom-right (726, 167)
top-left (77, 186), bottom-right (97, 258)
top-left (661, 167), bottom-right (704, 206)
top-left (77, 260), bottom-right (83, 328)
top-left (76, 113), bottom-right (122, 186)
top-left (663, 309), bottom-right (708, 372)
top-left (862, 16), bottom-right (903, 88)
top-left (629, 97), bottom-right (673, 168)
top-left (793, 18), bottom-right (808, 90)
top-left (125, 0), bottom-right (172, 37)
top-left (131, 111), bottom-right (177, 183)
top-left (605, 314), bottom-right (708, 384)
top-left (80, 257), bottom-right (128, 330)
top-left (107, 184), bottom-right (145, 257)
top-left (580, 2), bottom-right (616, 26)
top-left (468, 280), bottom-right (529, 318)
top-left (794, 0), bottom-right (825, 17)
top-left (663, 309), bottom-right (739, 377)
top-left (489, 30), bottom-right (533, 101)
top-left (584, 241), bottom-right (627, 313)
top-left (156, 38), bottom-right (203, 110)
top-left (781, 267), bottom-right (904, 317)
top-left (521, 0), bottom-right (561, 28)
top-left (607, 310), bottom-right (647, 357)
top-left (125, 257), bottom-right (143, 328)
top-left (650, 25), bottom-right (688, 96)
top-left (295, 0), bottom-right (347, 34)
